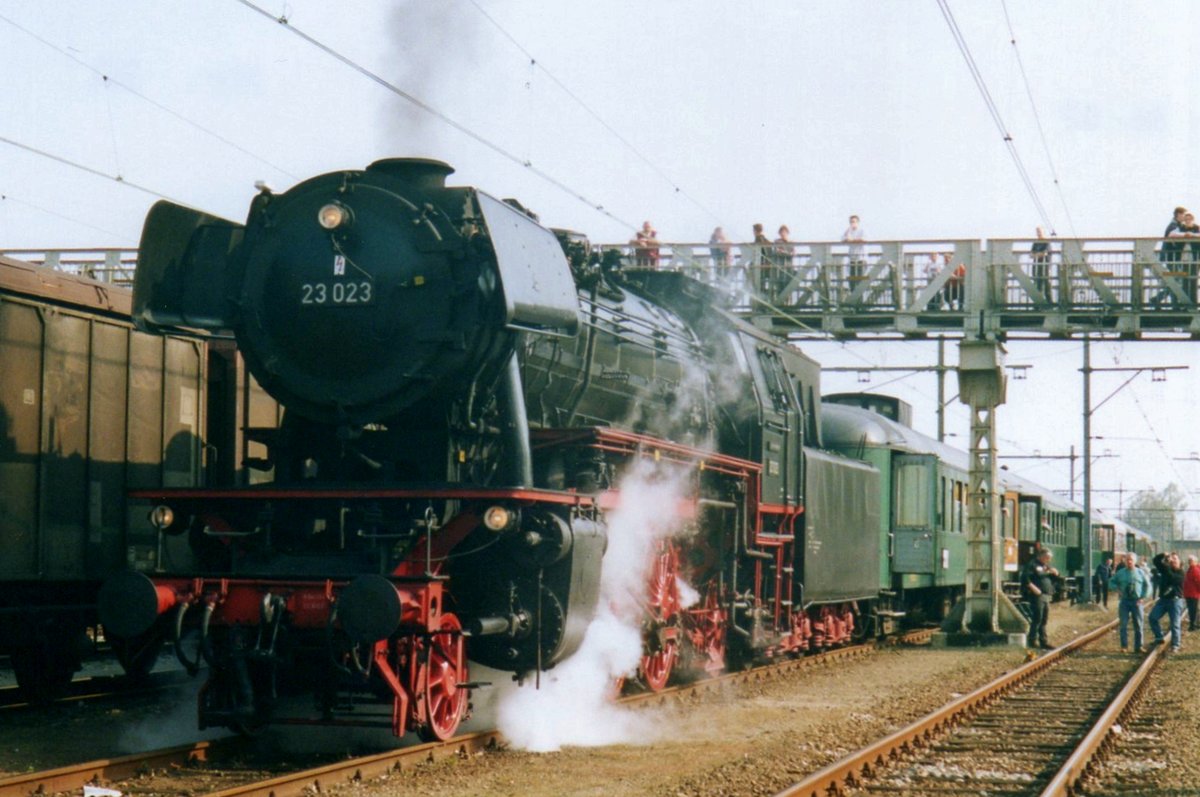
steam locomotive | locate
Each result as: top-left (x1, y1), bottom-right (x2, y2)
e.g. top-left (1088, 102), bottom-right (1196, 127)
top-left (97, 159), bottom-right (880, 740)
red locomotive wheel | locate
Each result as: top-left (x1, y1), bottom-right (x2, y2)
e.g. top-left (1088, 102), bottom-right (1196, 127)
top-left (418, 614), bottom-right (468, 742)
top-left (639, 543), bottom-right (682, 692)
top-left (638, 633), bottom-right (678, 692)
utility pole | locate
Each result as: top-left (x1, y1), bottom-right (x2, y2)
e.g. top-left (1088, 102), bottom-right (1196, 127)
top-left (938, 337), bottom-right (946, 442)
top-left (1080, 338), bottom-right (1186, 603)
top-left (1084, 338), bottom-right (1092, 604)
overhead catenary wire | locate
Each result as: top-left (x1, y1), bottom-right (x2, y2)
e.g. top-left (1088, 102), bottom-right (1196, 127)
top-left (0, 11), bottom-right (299, 182)
top-left (997, 0), bottom-right (1080, 240)
top-left (934, 0), bottom-right (1055, 234)
top-left (0, 133), bottom-right (199, 209)
top-left (1118, 393), bottom-right (1192, 535)
top-left (460, 0), bottom-right (725, 227)
top-left (0, 191), bottom-right (128, 240)
top-left (233, 0), bottom-right (637, 231)
top-left (1110, 351), bottom-right (1193, 501)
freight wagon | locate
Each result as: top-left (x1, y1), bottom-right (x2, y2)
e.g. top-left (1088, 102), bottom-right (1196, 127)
top-left (0, 254), bottom-right (278, 699)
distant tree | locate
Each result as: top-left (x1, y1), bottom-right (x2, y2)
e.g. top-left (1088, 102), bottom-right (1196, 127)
top-left (1122, 483), bottom-right (1189, 544)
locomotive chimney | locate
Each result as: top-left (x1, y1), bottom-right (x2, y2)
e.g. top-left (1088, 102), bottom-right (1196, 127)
top-left (366, 158), bottom-right (455, 190)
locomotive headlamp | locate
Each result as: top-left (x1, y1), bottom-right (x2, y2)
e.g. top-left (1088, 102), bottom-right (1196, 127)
top-left (317, 202), bottom-right (352, 230)
top-left (482, 505), bottom-right (516, 533)
top-left (149, 505), bottom-right (175, 531)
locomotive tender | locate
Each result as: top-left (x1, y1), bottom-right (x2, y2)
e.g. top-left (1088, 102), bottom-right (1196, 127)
top-left (97, 159), bottom-right (878, 740)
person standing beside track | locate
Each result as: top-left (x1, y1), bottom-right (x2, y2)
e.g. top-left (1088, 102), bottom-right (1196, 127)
top-left (1093, 557), bottom-right (1112, 608)
top-left (1020, 549), bottom-right (1059, 650)
top-left (1148, 552), bottom-right (1186, 652)
top-left (1109, 552), bottom-right (1151, 654)
top-left (1184, 555), bottom-right (1200, 632)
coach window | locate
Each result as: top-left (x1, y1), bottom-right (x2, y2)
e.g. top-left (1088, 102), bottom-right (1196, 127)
top-left (935, 476), bottom-right (945, 529)
top-left (895, 463), bottom-right (930, 526)
top-left (951, 480), bottom-right (960, 532)
top-left (941, 477), bottom-right (949, 531)
top-left (1019, 501), bottom-right (1038, 542)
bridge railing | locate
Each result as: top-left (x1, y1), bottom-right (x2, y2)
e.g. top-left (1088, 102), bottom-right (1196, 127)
top-left (596, 238), bottom-right (1198, 317)
top-left (6, 239), bottom-right (1197, 321)
top-left (0, 248), bottom-right (139, 285)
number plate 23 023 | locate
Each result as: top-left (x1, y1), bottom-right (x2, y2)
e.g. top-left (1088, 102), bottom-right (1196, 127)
top-left (299, 280), bottom-right (374, 307)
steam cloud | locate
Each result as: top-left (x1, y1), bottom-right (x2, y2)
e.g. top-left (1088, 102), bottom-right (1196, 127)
top-left (495, 458), bottom-right (692, 752)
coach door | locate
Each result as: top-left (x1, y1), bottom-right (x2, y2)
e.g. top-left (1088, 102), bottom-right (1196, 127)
top-left (892, 454), bottom-right (936, 574)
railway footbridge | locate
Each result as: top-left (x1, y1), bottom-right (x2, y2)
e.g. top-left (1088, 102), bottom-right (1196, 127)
top-left (598, 236), bottom-right (1200, 341)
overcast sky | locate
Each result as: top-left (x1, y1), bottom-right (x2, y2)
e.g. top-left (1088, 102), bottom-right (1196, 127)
top-left (2, 1), bottom-right (1198, 529)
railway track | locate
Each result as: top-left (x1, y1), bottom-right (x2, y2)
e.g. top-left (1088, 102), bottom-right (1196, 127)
top-left (775, 619), bottom-right (1166, 797)
top-left (0, 741), bottom-right (224, 797)
top-left (0, 627), bottom-right (934, 797)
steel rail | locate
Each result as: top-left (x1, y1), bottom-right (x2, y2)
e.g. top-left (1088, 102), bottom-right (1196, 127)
top-left (0, 740), bottom-right (222, 797)
top-left (0, 627), bottom-right (933, 797)
top-left (204, 731), bottom-right (504, 797)
top-left (774, 619), bottom-right (1118, 797)
top-left (1038, 640), bottom-right (1165, 796)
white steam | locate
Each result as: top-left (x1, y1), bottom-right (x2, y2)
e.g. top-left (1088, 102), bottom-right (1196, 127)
top-left (676, 576), bottom-right (700, 610)
top-left (495, 459), bottom-right (690, 752)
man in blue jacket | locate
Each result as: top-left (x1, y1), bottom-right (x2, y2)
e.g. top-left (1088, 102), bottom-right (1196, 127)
top-left (1109, 552), bottom-right (1152, 653)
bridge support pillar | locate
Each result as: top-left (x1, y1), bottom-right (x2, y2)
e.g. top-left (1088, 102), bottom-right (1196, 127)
top-left (933, 339), bottom-right (1029, 648)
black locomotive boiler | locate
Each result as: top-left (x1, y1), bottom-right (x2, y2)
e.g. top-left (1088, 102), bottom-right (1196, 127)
top-left (98, 159), bottom-right (879, 740)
